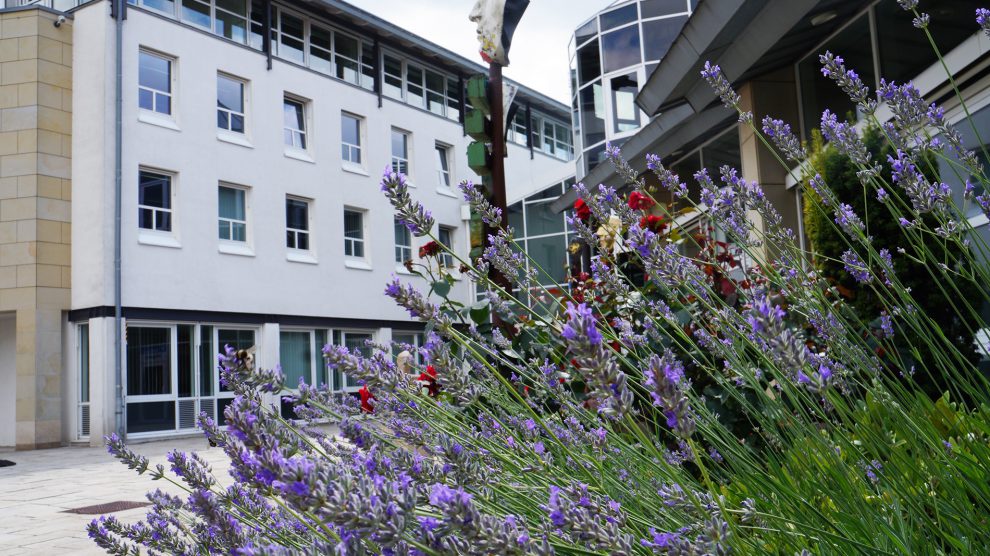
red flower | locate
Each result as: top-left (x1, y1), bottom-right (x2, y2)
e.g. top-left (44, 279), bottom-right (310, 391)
top-left (640, 215), bottom-right (667, 233)
top-left (417, 365), bottom-right (440, 397)
top-left (358, 385), bottom-right (375, 413)
top-left (628, 191), bottom-right (655, 211)
top-left (419, 241), bottom-right (440, 258)
top-left (574, 198), bottom-right (591, 221)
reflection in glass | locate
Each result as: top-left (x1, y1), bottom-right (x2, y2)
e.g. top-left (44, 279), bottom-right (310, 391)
top-left (580, 81), bottom-right (605, 146)
top-left (575, 18), bottom-right (598, 46)
top-left (611, 72), bottom-right (640, 132)
top-left (640, 0), bottom-right (688, 18)
top-left (601, 25), bottom-right (641, 73)
top-left (601, 3), bottom-right (637, 31)
top-left (642, 16), bottom-right (687, 61)
top-left (577, 39), bottom-right (601, 86)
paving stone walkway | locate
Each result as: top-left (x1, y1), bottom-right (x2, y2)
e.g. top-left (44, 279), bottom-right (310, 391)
top-left (0, 438), bottom-right (231, 555)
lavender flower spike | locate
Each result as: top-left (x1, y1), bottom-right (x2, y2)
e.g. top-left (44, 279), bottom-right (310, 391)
top-left (643, 351), bottom-right (696, 438)
top-left (700, 61), bottom-right (751, 122)
top-left (459, 180), bottom-right (503, 228)
top-left (761, 116), bottom-right (806, 161)
top-left (979, 8), bottom-right (990, 38)
top-left (562, 302), bottom-right (634, 418)
top-left (381, 166), bottom-right (434, 236)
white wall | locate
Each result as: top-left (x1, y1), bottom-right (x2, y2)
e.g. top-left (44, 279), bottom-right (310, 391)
top-left (0, 313), bottom-right (14, 448)
top-left (71, 4), bottom-right (573, 324)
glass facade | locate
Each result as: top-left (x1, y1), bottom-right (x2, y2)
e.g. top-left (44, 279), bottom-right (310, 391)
top-left (570, 0), bottom-right (694, 176)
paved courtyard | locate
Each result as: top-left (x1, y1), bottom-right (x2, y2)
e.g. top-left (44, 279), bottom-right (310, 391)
top-left (0, 438), bottom-right (231, 555)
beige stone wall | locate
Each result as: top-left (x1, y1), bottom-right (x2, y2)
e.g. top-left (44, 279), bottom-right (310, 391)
top-left (0, 7), bottom-right (71, 450)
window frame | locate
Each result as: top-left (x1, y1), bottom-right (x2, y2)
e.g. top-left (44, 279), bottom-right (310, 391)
top-left (435, 142), bottom-right (452, 189)
top-left (216, 72), bottom-right (248, 136)
top-left (217, 183), bottom-right (250, 247)
top-left (138, 48), bottom-right (175, 118)
top-left (137, 168), bottom-right (175, 236)
top-left (437, 225), bottom-right (455, 268)
top-left (283, 95), bottom-right (309, 152)
top-left (343, 208), bottom-right (366, 259)
top-left (340, 112), bottom-right (363, 167)
top-left (394, 217), bottom-right (412, 264)
top-left (285, 195), bottom-right (312, 253)
top-left (391, 128), bottom-right (411, 178)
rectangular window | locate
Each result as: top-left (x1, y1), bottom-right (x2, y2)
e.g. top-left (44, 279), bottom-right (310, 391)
top-left (218, 185), bottom-right (247, 242)
top-left (435, 143), bottom-right (451, 187)
top-left (394, 217), bottom-right (412, 263)
top-left (425, 69), bottom-right (446, 116)
top-left (383, 54), bottom-right (403, 100)
top-left (343, 209), bottom-right (364, 258)
top-left (217, 74), bottom-right (245, 134)
top-left (341, 113), bottom-right (362, 164)
top-left (438, 226), bottom-right (454, 268)
top-left (126, 327), bottom-right (172, 397)
top-left (509, 111), bottom-right (528, 146)
top-left (406, 64), bottom-right (425, 108)
top-left (138, 170), bottom-right (172, 232)
top-left (286, 197), bottom-right (310, 250)
top-left (334, 32), bottom-right (360, 85)
top-left (278, 10), bottom-right (306, 64)
top-left (138, 50), bottom-right (172, 115)
top-left (391, 129), bottom-right (409, 175)
top-left (309, 23), bottom-right (333, 74)
top-left (180, 0), bottom-right (211, 29)
top-left (214, 0), bottom-right (248, 43)
top-left (283, 97), bottom-right (307, 149)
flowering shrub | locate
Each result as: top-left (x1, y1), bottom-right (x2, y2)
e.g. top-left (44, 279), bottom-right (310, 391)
top-left (93, 6), bottom-right (990, 555)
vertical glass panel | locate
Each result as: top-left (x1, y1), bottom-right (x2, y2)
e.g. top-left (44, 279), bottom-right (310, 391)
top-left (279, 12), bottom-right (305, 64)
top-left (218, 187), bottom-right (245, 220)
top-left (611, 72), bottom-right (640, 132)
top-left (577, 39), bottom-right (600, 86)
top-left (139, 171), bottom-right (169, 209)
top-left (425, 70), bottom-right (446, 115)
top-left (344, 211), bottom-right (363, 239)
top-left (394, 219), bottom-right (411, 262)
top-left (143, 0), bottom-right (175, 14)
top-left (435, 145), bottom-right (450, 186)
top-left (335, 33), bottom-right (360, 83)
top-left (601, 25), bottom-right (641, 73)
top-left (180, 0), bottom-right (211, 29)
top-left (641, 0), bottom-right (688, 18)
top-left (361, 44), bottom-right (376, 90)
top-left (446, 77), bottom-right (460, 120)
top-left (642, 15), bottom-right (687, 61)
top-left (139, 52), bottom-right (170, 94)
top-left (383, 55), bottom-right (404, 99)
top-left (600, 3), bottom-right (638, 31)
top-left (215, 10), bottom-right (248, 43)
top-left (248, 0), bottom-right (266, 50)
top-left (309, 25), bottom-right (333, 74)
top-left (406, 65), bottom-right (425, 107)
top-left (508, 202), bottom-right (524, 235)
top-left (527, 235), bottom-right (568, 285)
top-left (391, 130), bottom-right (408, 158)
top-left (797, 15), bottom-right (873, 138)
top-left (78, 325), bottom-right (90, 403)
top-left (217, 76), bottom-right (244, 113)
top-left (343, 333), bottom-right (372, 387)
top-left (574, 18), bottom-right (598, 46)
top-left (126, 327), bottom-right (171, 396)
top-left (341, 114), bottom-right (360, 146)
top-left (941, 103), bottom-right (990, 218)
top-left (177, 324), bottom-right (194, 398)
top-left (286, 198), bottom-right (308, 230)
top-left (199, 325), bottom-right (213, 397)
top-left (315, 330), bottom-right (328, 386)
top-left (216, 0), bottom-right (246, 14)
top-left (580, 81), bottom-right (605, 146)
top-left (280, 331), bottom-right (312, 388)
top-left (525, 201), bottom-right (565, 236)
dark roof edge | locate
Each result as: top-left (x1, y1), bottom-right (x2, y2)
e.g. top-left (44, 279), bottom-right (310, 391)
top-left (317, 0), bottom-right (569, 115)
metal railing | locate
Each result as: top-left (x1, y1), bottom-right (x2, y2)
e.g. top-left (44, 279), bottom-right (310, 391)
top-left (2, 0), bottom-right (82, 12)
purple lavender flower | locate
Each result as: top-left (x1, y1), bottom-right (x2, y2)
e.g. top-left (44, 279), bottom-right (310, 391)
top-left (979, 8), bottom-right (990, 37)
top-left (700, 61), bottom-right (750, 122)
top-left (842, 250), bottom-right (872, 284)
top-left (819, 51), bottom-right (877, 113)
top-left (645, 154), bottom-right (689, 198)
top-left (820, 110), bottom-right (878, 182)
top-left (833, 203), bottom-right (864, 236)
top-left (381, 166), bottom-right (434, 236)
top-left (459, 180), bottom-right (503, 228)
top-left (643, 351), bottom-right (696, 438)
top-left (888, 149), bottom-right (950, 214)
top-left (762, 116), bottom-right (806, 161)
top-left (562, 302), bottom-right (633, 418)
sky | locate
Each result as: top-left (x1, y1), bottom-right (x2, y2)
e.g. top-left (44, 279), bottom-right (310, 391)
top-left (347, 0), bottom-right (614, 104)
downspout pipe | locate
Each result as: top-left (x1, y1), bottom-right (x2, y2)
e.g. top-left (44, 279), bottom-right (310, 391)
top-left (113, 0), bottom-right (125, 441)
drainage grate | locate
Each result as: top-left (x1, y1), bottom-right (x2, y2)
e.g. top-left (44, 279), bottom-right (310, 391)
top-left (63, 501), bottom-right (151, 515)
top-left (0, 459), bottom-right (14, 468)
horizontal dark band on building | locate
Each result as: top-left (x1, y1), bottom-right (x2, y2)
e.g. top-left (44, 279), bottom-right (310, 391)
top-left (68, 306), bottom-right (426, 331)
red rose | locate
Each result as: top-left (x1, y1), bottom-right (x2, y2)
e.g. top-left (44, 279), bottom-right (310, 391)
top-left (359, 385), bottom-right (375, 413)
top-left (628, 191), bottom-right (655, 211)
top-left (639, 215), bottom-right (667, 233)
top-left (419, 241), bottom-right (440, 258)
top-left (574, 199), bottom-right (591, 221)
top-left (417, 365), bottom-right (440, 397)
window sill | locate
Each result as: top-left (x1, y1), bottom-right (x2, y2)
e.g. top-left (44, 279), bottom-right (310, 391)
top-left (344, 259), bottom-right (373, 271)
top-left (284, 148), bottom-right (315, 163)
top-left (138, 111), bottom-right (180, 132)
top-left (395, 265), bottom-right (413, 275)
top-left (219, 242), bottom-right (255, 257)
top-left (217, 131), bottom-right (253, 149)
top-left (342, 163), bottom-right (369, 177)
top-left (436, 186), bottom-right (458, 198)
top-left (137, 232), bottom-right (181, 249)
top-left (287, 250), bottom-right (318, 264)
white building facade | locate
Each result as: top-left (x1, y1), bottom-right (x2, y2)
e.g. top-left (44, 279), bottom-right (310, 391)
top-left (62, 0), bottom-right (572, 444)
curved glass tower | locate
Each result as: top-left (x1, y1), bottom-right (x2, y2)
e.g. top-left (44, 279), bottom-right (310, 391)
top-left (570, 0), bottom-right (697, 175)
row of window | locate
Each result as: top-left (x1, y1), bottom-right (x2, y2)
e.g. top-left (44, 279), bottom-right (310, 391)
top-left (139, 49), bottom-right (458, 183)
top-left (137, 170), bottom-right (456, 265)
top-left (129, 0), bottom-right (462, 120)
top-left (506, 110), bottom-right (575, 160)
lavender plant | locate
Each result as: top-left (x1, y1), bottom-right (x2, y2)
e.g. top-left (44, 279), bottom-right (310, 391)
top-left (94, 7), bottom-right (990, 555)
